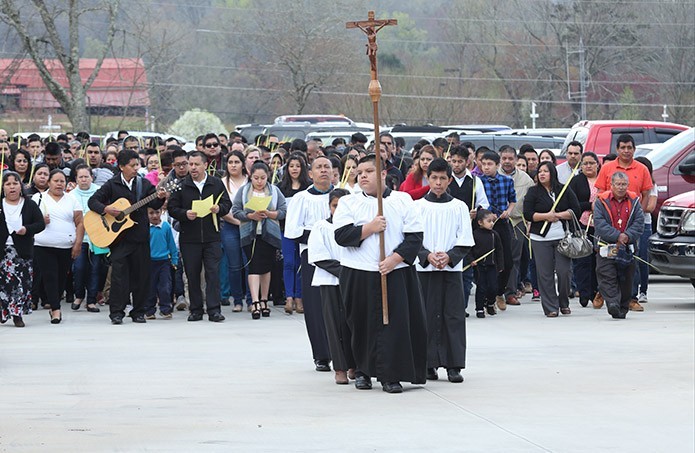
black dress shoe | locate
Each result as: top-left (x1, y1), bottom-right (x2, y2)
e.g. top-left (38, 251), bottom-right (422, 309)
top-left (426, 368), bottom-right (439, 380)
top-left (314, 360), bottom-right (331, 372)
top-left (354, 375), bottom-right (372, 390)
top-left (132, 315), bottom-right (147, 323)
top-left (86, 305), bottom-right (100, 313)
top-left (188, 313), bottom-right (204, 322)
top-left (381, 382), bottom-right (403, 393)
top-left (111, 316), bottom-right (123, 325)
top-left (447, 368), bottom-right (464, 383)
top-left (606, 302), bottom-right (621, 318)
top-left (208, 312), bottom-right (225, 322)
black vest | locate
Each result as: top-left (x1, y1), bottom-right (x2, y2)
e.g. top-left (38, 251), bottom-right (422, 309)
top-left (449, 176), bottom-right (475, 209)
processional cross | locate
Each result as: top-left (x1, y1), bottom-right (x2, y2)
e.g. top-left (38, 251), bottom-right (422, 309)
top-left (346, 11), bottom-right (397, 325)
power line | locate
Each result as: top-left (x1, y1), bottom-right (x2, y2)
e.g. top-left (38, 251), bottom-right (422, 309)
top-left (194, 28), bottom-right (695, 50)
top-left (171, 62), bottom-right (694, 87)
top-left (148, 81), bottom-right (695, 108)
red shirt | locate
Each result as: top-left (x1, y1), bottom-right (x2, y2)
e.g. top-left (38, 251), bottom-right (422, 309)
top-left (595, 159), bottom-right (653, 195)
top-left (608, 194), bottom-right (631, 233)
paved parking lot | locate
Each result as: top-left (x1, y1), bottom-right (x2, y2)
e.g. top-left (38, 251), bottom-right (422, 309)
top-left (1, 276), bottom-right (693, 452)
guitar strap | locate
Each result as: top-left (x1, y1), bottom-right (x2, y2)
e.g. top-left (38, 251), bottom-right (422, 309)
top-left (135, 176), bottom-right (143, 202)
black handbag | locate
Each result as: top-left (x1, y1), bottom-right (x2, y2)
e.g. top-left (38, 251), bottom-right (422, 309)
top-left (557, 210), bottom-right (593, 259)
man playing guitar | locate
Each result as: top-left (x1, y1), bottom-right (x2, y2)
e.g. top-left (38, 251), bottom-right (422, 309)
top-left (88, 149), bottom-right (167, 324)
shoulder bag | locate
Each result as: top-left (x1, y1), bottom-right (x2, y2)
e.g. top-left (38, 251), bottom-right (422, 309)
top-left (557, 210), bottom-right (593, 259)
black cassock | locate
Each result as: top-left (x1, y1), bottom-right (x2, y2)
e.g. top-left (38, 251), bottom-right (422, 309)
top-left (336, 227), bottom-right (427, 385)
top-left (418, 272), bottom-right (467, 369)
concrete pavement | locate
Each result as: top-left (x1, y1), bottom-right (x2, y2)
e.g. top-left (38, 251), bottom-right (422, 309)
top-left (1, 277), bottom-right (693, 452)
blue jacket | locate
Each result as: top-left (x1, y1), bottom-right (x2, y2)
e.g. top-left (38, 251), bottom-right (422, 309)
top-left (149, 221), bottom-right (179, 265)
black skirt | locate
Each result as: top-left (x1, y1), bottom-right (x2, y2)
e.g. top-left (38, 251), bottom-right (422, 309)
top-left (243, 236), bottom-right (276, 275)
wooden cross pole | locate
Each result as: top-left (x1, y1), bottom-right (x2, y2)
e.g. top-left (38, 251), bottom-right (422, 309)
top-left (347, 11), bottom-right (397, 325)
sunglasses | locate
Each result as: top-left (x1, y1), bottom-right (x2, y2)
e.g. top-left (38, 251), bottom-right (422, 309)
top-left (205, 142), bottom-right (220, 148)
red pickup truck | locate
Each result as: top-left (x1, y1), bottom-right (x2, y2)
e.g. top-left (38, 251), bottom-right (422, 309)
top-left (560, 120), bottom-right (689, 159)
top-left (647, 128), bottom-right (695, 218)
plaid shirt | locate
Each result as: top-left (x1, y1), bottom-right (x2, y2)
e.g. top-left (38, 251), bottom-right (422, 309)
top-left (480, 173), bottom-right (516, 216)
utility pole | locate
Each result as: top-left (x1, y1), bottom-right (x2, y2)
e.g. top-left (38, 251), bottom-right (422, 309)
top-left (566, 38), bottom-right (587, 120)
top-left (662, 105), bottom-right (669, 122)
top-left (530, 102), bottom-right (539, 129)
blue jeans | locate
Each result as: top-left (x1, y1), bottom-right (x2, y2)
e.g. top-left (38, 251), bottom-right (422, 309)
top-left (146, 259), bottom-right (173, 315)
top-left (220, 221), bottom-right (245, 304)
top-left (281, 235), bottom-right (302, 299)
top-left (72, 243), bottom-right (103, 305)
top-left (219, 244), bottom-right (230, 299)
top-left (632, 225), bottom-right (652, 297)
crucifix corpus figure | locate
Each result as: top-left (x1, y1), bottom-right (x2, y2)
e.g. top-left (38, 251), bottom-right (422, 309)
top-left (346, 11), bottom-right (397, 79)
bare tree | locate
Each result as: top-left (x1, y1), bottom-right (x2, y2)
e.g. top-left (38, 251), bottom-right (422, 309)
top-left (227, 1), bottom-right (363, 115)
top-left (0, 0), bottom-right (119, 131)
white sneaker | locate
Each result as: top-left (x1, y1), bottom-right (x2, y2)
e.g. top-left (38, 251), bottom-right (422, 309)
top-left (638, 292), bottom-right (648, 303)
top-left (175, 295), bottom-right (188, 311)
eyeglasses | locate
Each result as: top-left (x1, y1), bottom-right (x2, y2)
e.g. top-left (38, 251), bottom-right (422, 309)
top-left (173, 162), bottom-right (189, 168)
top-left (205, 143), bottom-right (220, 148)
top-left (582, 161), bottom-right (597, 166)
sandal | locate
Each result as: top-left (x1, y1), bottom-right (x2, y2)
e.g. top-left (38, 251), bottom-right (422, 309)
top-left (251, 301), bottom-right (261, 320)
top-left (260, 300), bottom-right (270, 318)
top-left (546, 312), bottom-right (559, 318)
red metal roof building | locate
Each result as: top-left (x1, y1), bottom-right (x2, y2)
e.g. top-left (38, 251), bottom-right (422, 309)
top-left (0, 58), bottom-right (149, 111)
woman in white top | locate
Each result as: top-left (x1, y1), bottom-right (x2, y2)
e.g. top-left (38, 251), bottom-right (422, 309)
top-left (31, 169), bottom-right (84, 324)
top-left (69, 165), bottom-right (103, 313)
top-left (220, 150), bottom-right (249, 312)
top-left (523, 162), bottom-right (581, 317)
top-left (0, 171), bottom-right (45, 327)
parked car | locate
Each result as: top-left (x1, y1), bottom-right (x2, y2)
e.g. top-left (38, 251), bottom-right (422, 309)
top-left (265, 122), bottom-right (371, 142)
top-left (456, 133), bottom-right (565, 153)
top-left (635, 143), bottom-right (659, 157)
top-left (490, 128), bottom-right (570, 138)
top-left (272, 114), bottom-right (354, 124)
top-left (645, 128), bottom-right (695, 219)
top-left (235, 124), bottom-right (268, 144)
top-left (560, 120), bottom-right (688, 159)
top-left (649, 190), bottom-right (695, 287)
top-left (101, 130), bottom-right (189, 148)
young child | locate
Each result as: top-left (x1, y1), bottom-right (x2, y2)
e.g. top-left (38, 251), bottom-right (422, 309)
top-left (308, 188), bottom-right (355, 385)
top-left (146, 206), bottom-right (179, 319)
top-left (471, 209), bottom-right (504, 318)
top-left (415, 158), bottom-right (474, 383)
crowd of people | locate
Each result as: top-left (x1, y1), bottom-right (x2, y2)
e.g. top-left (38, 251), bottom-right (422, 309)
top-left (0, 127), bottom-right (654, 392)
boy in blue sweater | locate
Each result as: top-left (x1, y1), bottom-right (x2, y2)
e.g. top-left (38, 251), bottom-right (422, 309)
top-left (146, 206), bottom-right (179, 319)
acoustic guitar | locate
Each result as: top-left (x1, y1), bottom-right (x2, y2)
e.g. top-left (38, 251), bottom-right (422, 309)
top-left (84, 179), bottom-right (181, 248)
